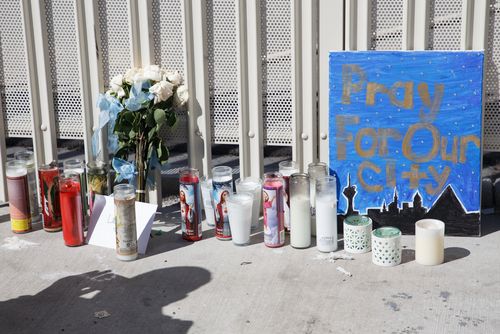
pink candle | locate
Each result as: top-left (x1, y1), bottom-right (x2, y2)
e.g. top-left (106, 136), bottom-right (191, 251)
top-left (262, 173), bottom-right (285, 248)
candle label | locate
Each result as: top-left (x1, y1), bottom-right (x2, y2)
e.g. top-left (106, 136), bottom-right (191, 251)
top-left (213, 180), bottom-right (232, 239)
top-left (263, 186), bottom-right (285, 247)
top-left (283, 175), bottom-right (291, 231)
top-left (88, 172), bottom-right (108, 213)
top-left (39, 169), bottom-right (62, 231)
top-left (115, 198), bottom-right (137, 256)
top-left (7, 175), bottom-right (32, 233)
top-left (179, 183), bottom-right (202, 239)
top-left (26, 168), bottom-right (39, 220)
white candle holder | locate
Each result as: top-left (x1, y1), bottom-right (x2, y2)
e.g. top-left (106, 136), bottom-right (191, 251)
top-left (343, 215), bottom-right (372, 253)
top-left (415, 219), bottom-right (445, 266)
top-left (372, 227), bottom-right (402, 267)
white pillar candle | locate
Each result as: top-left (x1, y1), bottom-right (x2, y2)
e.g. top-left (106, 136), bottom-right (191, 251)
top-left (290, 173), bottom-right (311, 248)
top-left (307, 162), bottom-right (328, 237)
top-left (415, 219), bottom-right (445, 265)
top-left (200, 178), bottom-right (215, 226)
top-left (226, 193), bottom-right (253, 246)
top-left (315, 176), bottom-right (338, 253)
top-left (235, 177), bottom-right (262, 231)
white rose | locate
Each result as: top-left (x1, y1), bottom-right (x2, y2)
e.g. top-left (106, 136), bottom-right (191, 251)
top-left (149, 80), bottom-right (174, 104)
top-left (143, 65), bottom-right (161, 82)
top-left (124, 68), bottom-right (142, 84)
top-left (110, 74), bottom-right (123, 92)
top-left (173, 85), bottom-right (189, 107)
top-left (164, 70), bottom-right (182, 86)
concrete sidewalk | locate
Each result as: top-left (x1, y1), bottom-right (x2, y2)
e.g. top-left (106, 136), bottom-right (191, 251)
top-left (0, 204), bottom-right (499, 334)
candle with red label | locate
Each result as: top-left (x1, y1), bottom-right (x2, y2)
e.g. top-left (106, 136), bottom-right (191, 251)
top-left (6, 160), bottom-right (32, 233)
top-left (38, 164), bottom-right (62, 232)
top-left (59, 173), bottom-right (84, 246)
top-left (179, 167), bottom-right (202, 241)
top-left (262, 172), bottom-right (285, 248)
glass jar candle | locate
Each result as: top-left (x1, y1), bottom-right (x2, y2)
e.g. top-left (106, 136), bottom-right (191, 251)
top-left (307, 162), bottom-right (328, 236)
top-left (262, 172), bottom-right (285, 248)
top-left (6, 160), bottom-right (32, 233)
top-left (226, 193), bottom-right (254, 246)
top-left (316, 176), bottom-right (338, 252)
top-left (200, 177), bottom-right (215, 227)
top-left (235, 177), bottom-right (262, 231)
top-left (289, 173), bottom-right (311, 249)
top-left (59, 173), bottom-right (84, 246)
top-left (343, 215), bottom-right (372, 253)
top-left (279, 161), bottom-right (300, 232)
top-left (114, 184), bottom-right (138, 261)
top-left (87, 161), bottom-right (109, 213)
top-left (372, 227), bottom-right (402, 267)
top-left (415, 219), bottom-right (445, 265)
top-left (63, 159), bottom-right (88, 228)
top-left (179, 168), bottom-right (202, 241)
top-left (15, 150), bottom-right (40, 223)
top-left (38, 164), bottom-right (62, 232)
top-left (212, 166), bottom-right (233, 240)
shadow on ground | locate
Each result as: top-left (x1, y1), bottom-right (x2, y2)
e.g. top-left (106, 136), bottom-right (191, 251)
top-left (0, 267), bottom-right (211, 334)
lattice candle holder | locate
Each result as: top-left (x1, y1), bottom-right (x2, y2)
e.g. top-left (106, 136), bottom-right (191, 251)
top-left (343, 215), bottom-right (372, 253)
top-left (371, 227), bottom-right (402, 267)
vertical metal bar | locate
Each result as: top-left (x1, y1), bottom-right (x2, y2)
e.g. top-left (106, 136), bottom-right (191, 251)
top-left (345, 0), bottom-right (357, 50)
top-left (356, 0), bottom-right (372, 50)
top-left (472, 0), bottom-right (489, 50)
top-left (300, 0), bottom-right (319, 171)
top-left (413, 0), bottom-right (430, 50)
top-left (291, 0), bottom-right (303, 167)
top-left (236, 0), bottom-right (251, 178)
top-left (129, 0), bottom-right (142, 67)
top-left (403, 0), bottom-right (415, 50)
top-left (461, 0), bottom-right (474, 50)
top-left (25, 0), bottom-right (57, 164)
top-left (83, 0), bottom-right (108, 163)
top-left (245, 0), bottom-right (264, 178)
top-left (0, 91), bottom-right (7, 202)
top-left (184, 0), bottom-right (212, 176)
top-left (137, 0), bottom-right (154, 65)
top-left (318, 0), bottom-right (344, 165)
top-left (75, 0), bottom-right (96, 165)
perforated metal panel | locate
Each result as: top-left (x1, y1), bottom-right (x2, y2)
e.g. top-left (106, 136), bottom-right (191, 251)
top-left (261, 0), bottom-right (293, 146)
top-left (206, 0), bottom-right (239, 144)
top-left (152, 0), bottom-right (187, 146)
top-left (484, 0), bottom-right (500, 151)
top-left (428, 0), bottom-right (463, 50)
top-left (98, 0), bottom-right (134, 88)
top-left (0, 0), bottom-right (32, 138)
top-left (45, 0), bottom-right (84, 139)
top-left (370, 0), bottom-right (404, 50)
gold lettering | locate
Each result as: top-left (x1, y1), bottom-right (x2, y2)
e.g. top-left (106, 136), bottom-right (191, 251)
top-left (402, 123), bottom-right (440, 163)
top-left (459, 135), bottom-right (480, 163)
top-left (390, 81), bottom-right (414, 109)
top-left (335, 115), bottom-right (360, 160)
top-left (441, 136), bottom-right (458, 164)
top-left (386, 160), bottom-right (396, 188)
top-left (342, 64), bottom-right (366, 104)
top-left (378, 128), bottom-right (402, 156)
top-left (366, 83), bottom-right (390, 106)
top-left (355, 128), bottom-right (377, 158)
top-left (425, 166), bottom-right (451, 195)
top-left (417, 83), bottom-right (445, 122)
top-left (402, 164), bottom-right (428, 189)
top-left (357, 161), bottom-right (383, 192)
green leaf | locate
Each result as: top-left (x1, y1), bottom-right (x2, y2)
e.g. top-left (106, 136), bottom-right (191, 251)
top-left (157, 142), bottom-right (169, 164)
top-left (129, 129), bottom-right (136, 139)
top-left (166, 110), bottom-right (177, 128)
top-left (148, 127), bottom-right (157, 141)
top-left (153, 109), bottom-right (166, 127)
top-left (146, 110), bottom-right (156, 128)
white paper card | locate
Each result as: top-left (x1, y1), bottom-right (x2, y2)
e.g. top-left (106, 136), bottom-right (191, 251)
top-left (86, 195), bottom-right (158, 254)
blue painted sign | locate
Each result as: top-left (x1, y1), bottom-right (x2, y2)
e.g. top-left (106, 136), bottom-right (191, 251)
top-left (329, 51), bottom-right (483, 236)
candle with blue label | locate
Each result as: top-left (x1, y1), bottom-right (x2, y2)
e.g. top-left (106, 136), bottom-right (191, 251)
top-left (179, 167), bottom-right (202, 241)
top-left (212, 166), bottom-right (233, 240)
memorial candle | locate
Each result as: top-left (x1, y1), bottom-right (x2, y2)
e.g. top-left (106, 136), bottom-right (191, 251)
top-left (289, 173), bottom-right (311, 248)
top-left (200, 177), bottom-right (215, 227)
top-left (114, 184), bottom-right (138, 261)
top-left (179, 168), bottom-right (202, 241)
top-left (63, 159), bottom-right (88, 229)
top-left (38, 164), bottom-right (62, 232)
top-left (315, 176), bottom-right (338, 252)
top-left (226, 193), bottom-right (253, 246)
top-left (6, 160), bottom-right (32, 233)
top-left (59, 173), bottom-right (84, 246)
top-left (235, 177), bottom-right (262, 231)
top-left (212, 166), bottom-right (233, 240)
top-left (15, 150), bottom-right (40, 223)
top-left (279, 161), bottom-right (300, 232)
top-left (87, 161), bottom-right (109, 213)
top-left (263, 172), bottom-right (285, 248)
top-left (415, 219), bottom-right (445, 265)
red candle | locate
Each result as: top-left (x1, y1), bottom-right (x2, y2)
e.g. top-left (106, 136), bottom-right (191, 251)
top-left (179, 168), bottom-right (202, 241)
top-left (59, 173), bottom-right (84, 246)
top-left (38, 164), bottom-right (62, 232)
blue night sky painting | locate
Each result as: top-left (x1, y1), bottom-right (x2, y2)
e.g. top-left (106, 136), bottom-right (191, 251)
top-left (329, 51), bottom-right (483, 236)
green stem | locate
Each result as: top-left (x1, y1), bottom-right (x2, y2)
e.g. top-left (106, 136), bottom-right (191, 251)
top-left (136, 133), bottom-right (146, 202)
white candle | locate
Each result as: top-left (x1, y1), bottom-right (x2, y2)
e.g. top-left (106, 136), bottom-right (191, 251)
top-left (226, 193), bottom-right (253, 246)
top-left (315, 194), bottom-right (338, 252)
top-left (290, 195), bottom-right (311, 248)
top-left (235, 178), bottom-right (262, 231)
top-left (415, 219), bottom-right (445, 265)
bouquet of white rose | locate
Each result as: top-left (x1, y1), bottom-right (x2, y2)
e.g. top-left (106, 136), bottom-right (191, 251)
top-left (93, 65), bottom-right (188, 202)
